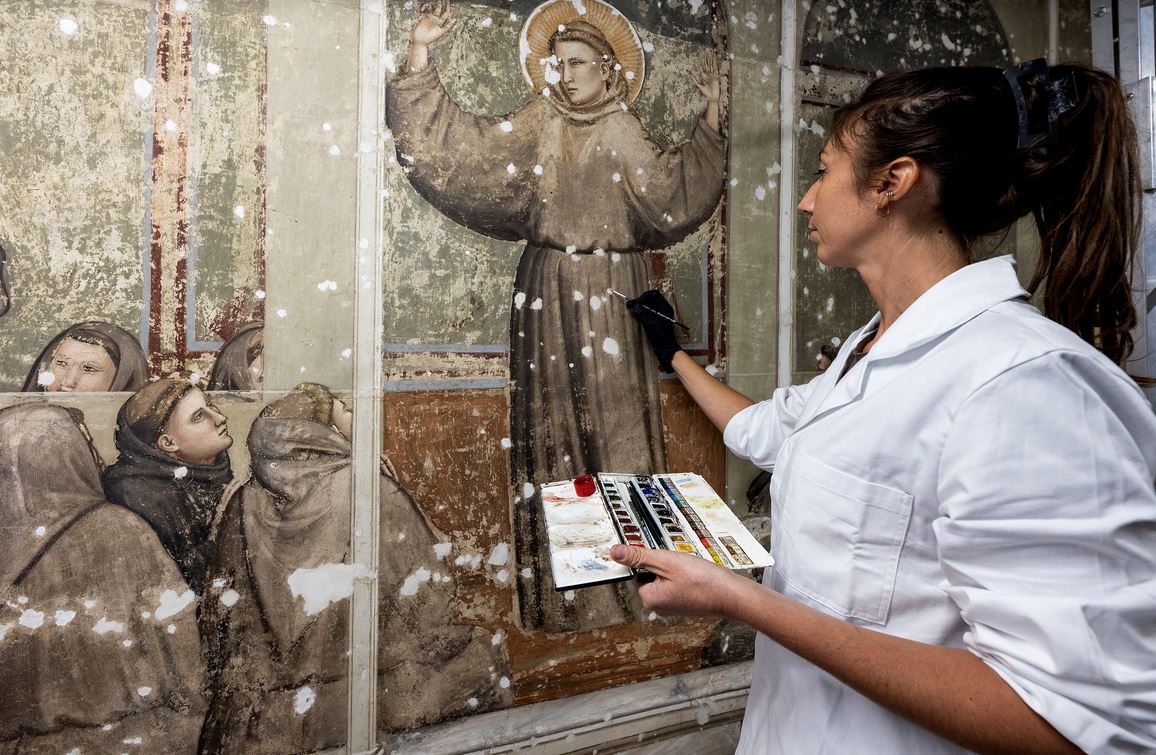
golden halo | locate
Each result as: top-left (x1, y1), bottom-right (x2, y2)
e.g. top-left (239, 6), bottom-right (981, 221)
top-left (519, 0), bottom-right (646, 102)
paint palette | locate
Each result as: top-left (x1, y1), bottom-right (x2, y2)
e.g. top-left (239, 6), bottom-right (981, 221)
top-left (539, 472), bottom-right (773, 590)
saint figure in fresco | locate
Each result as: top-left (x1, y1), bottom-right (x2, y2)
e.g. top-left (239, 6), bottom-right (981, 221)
top-left (103, 378), bottom-right (235, 595)
top-left (0, 405), bottom-right (205, 753)
top-left (198, 383), bottom-right (510, 753)
top-left (22, 320), bottom-right (149, 393)
top-left (208, 321), bottom-right (264, 391)
top-left (387, 0), bottom-right (726, 632)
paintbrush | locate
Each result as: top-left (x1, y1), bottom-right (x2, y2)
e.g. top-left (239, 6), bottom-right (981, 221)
top-left (607, 288), bottom-right (690, 331)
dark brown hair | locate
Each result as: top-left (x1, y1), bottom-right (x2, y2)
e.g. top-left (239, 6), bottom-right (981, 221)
top-left (832, 64), bottom-right (1141, 366)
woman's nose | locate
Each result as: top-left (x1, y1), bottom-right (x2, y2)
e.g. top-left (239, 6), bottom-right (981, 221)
top-left (797, 183), bottom-right (817, 215)
top-left (59, 367), bottom-right (79, 388)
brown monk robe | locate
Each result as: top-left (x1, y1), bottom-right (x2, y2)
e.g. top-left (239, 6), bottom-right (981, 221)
top-left (388, 19), bottom-right (726, 632)
top-left (199, 384), bottom-right (510, 753)
top-left (0, 405), bottom-right (205, 754)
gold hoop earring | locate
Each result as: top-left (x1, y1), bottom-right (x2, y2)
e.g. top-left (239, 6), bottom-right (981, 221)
top-left (875, 189), bottom-right (894, 217)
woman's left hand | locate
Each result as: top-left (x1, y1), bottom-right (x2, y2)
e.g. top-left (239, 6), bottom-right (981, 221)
top-left (609, 543), bottom-right (744, 618)
top-left (695, 52), bottom-right (722, 105)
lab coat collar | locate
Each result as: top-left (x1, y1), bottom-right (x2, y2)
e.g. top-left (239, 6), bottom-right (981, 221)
top-left (867, 255), bottom-right (1029, 360)
top-left (794, 256), bottom-right (1029, 430)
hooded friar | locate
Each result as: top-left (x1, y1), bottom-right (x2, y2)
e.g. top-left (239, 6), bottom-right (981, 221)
top-left (0, 404), bottom-right (205, 753)
top-left (103, 378), bottom-right (234, 595)
top-left (198, 383), bottom-right (511, 754)
top-left (22, 320), bottom-right (149, 392)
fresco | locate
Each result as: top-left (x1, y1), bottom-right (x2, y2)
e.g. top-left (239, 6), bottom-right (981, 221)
top-left (0, 404), bottom-right (205, 753)
top-left (387, 0), bottom-right (727, 633)
top-left (198, 383), bottom-right (509, 752)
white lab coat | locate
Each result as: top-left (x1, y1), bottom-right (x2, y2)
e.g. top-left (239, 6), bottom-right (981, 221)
top-left (728, 257), bottom-right (1156, 754)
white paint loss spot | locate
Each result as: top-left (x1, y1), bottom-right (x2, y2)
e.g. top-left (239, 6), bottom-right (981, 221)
top-left (530, 298), bottom-right (543, 310)
top-left (533, 164), bottom-right (543, 176)
top-left (137, 687), bottom-right (152, 697)
top-left (34, 525), bottom-right (46, 537)
top-left (205, 62), bottom-right (221, 76)
top-left (173, 466), bottom-right (188, 479)
top-left (468, 697), bottom-right (479, 708)
top-left (581, 345), bottom-right (593, 358)
top-left (563, 590), bottom-right (575, 601)
top-left (499, 120), bottom-right (513, 132)
top-left (220, 590), bottom-right (240, 607)
top-left (489, 542), bottom-right (510, 566)
top-left (506, 163), bottom-right (517, 174)
top-left (755, 185), bottom-right (767, 201)
top-left (263, 15), bottom-right (278, 26)
top-left (328, 145), bottom-right (341, 157)
top-left (59, 18), bottom-right (78, 35)
top-left (500, 437), bottom-right (512, 449)
top-left (399, 567), bottom-right (432, 597)
top-left (499, 675), bottom-right (511, 688)
top-left (37, 371), bottom-right (55, 387)
top-left (602, 338), bottom-right (620, 357)
top-left (19, 610), bottom-right (44, 629)
top-left (288, 563), bottom-right (374, 614)
top-left (233, 205), bottom-right (245, 219)
top-left (295, 686), bottom-right (317, 714)
top-left (134, 78), bottom-right (153, 99)
top-left (124, 736), bottom-right (143, 745)
top-left (154, 589), bottom-right (195, 620)
top-left (491, 631), bottom-right (504, 646)
top-left (513, 291), bottom-right (527, 309)
top-left (589, 295), bottom-right (602, 310)
top-left (611, 172), bottom-right (621, 183)
top-left (433, 542), bottom-right (453, 560)
top-left (54, 610), bottom-right (76, 626)
top-left (93, 617), bottom-right (124, 635)
top-left (573, 290), bottom-right (584, 301)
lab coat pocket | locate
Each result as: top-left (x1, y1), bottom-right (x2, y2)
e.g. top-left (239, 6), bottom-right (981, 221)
top-left (776, 453), bottom-right (913, 624)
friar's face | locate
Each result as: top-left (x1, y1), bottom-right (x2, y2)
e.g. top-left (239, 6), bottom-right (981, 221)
top-left (45, 337), bottom-right (116, 392)
top-left (555, 40), bottom-right (610, 107)
top-left (156, 388), bottom-right (233, 465)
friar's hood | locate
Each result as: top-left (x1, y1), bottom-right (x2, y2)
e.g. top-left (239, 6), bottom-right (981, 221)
top-left (0, 404), bottom-right (107, 585)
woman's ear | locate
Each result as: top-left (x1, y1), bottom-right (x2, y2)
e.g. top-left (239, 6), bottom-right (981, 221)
top-left (877, 156), bottom-right (921, 202)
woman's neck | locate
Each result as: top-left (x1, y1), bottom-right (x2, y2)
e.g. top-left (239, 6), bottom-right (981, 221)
top-left (856, 225), bottom-right (969, 350)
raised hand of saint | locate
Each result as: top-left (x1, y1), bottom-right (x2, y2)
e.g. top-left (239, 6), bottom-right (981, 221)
top-left (413, 1), bottom-right (457, 46)
top-left (695, 52), bottom-right (721, 104)
top-left (407, 0), bottom-right (458, 72)
top-left (695, 51), bottom-right (722, 132)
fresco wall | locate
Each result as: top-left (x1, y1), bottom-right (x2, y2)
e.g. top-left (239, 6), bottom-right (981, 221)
top-left (0, 0), bottom-right (1080, 752)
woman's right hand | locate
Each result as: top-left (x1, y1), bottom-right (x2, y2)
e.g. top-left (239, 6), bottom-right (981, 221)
top-left (412, 0), bottom-right (457, 48)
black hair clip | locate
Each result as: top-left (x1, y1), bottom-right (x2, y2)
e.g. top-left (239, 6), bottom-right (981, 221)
top-left (1002, 58), bottom-right (1081, 150)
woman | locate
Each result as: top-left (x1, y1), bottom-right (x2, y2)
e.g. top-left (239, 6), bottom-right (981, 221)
top-left (199, 383), bottom-right (509, 753)
top-left (388, 0), bottom-right (726, 632)
top-left (207, 322), bottom-right (263, 391)
top-left (619, 62), bottom-right (1156, 752)
top-left (22, 320), bottom-right (149, 392)
top-left (0, 404), bottom-right (205, 753)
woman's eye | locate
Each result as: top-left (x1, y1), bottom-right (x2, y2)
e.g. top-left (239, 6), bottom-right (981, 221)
top-left (82, 364), bottom-right (100, 373)
top-left (53, 359), bottom-right (68, 367)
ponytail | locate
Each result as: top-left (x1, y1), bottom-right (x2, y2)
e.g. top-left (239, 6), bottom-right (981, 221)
top-left (833, 63), bottom-right (1142, 367)
top-left (1020, 64), bottom-right (1141, 366)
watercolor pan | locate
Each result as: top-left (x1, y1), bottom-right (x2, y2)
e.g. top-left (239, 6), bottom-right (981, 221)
top-left (540, 472), bottom-right (773, 590)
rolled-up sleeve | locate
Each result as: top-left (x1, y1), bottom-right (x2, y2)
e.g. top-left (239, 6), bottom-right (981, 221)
top-left (723, 375), bottom-right (823, 471)
top-left (934, 351), bottom-right (1156, 753)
